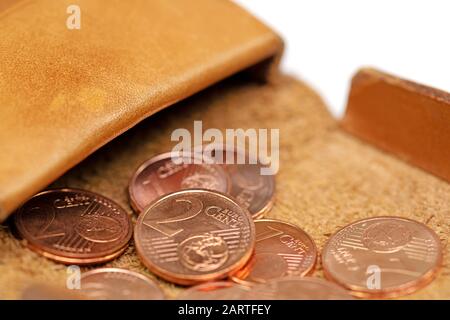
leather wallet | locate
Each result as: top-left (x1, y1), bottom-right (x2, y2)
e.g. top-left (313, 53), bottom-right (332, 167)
top-left (0, 0), bottom-right (282, 221)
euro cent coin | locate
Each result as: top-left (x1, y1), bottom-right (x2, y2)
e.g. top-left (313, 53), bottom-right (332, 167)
top-left (321, 216), bottom-right (443, 298)
top-left (231, 219), bottom-right (317, 284)
top-left (128, 152), bottom-right (230, 213)
top-left (134, 189), bottom-right (255, 285)
top-left (80, 268), bottom-right (165, 300)
top-left (14, 189), bottom-right (132, 265)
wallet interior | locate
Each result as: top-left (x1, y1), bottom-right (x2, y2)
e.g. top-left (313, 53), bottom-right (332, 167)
top-left (1, 73), bottom-right (448, 299)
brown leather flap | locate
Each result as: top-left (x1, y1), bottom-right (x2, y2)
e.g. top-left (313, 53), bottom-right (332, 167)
top-left (342, 68), bottom-right (450, 183)
top-left (0, 0), bottom-right (283, 221)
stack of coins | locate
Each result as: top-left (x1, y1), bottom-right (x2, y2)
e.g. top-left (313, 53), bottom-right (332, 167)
top-left (128, 148), bottom-right (275, 218)
top-left (13, 147), bottom-right (443, 300)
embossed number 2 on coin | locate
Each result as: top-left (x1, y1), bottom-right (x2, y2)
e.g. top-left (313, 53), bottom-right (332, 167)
top-left (143, 197), bottom-right (203, 237)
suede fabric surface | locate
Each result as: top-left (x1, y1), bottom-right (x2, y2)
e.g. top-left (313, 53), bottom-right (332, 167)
top-left (0, 74), bottom-right (448, 299)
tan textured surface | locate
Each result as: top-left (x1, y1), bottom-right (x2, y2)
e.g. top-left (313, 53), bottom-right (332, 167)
top-left (0, 74), bottom-right (449, 299)
top-left (0, 0), bottom-right (282, 220)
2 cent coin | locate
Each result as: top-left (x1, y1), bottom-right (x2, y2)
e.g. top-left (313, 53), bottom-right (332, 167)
top-left (134, 189), bottom-right (255, 285)
top-left (14, 189), bottom-right (132, 265)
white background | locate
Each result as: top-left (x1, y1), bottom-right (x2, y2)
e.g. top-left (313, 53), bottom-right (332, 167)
top-left (235, 0), bottom-right (450, 118)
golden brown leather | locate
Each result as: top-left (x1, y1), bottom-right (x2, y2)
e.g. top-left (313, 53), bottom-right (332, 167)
top-left (0, 0), bottom-right (283, 221)
top-left (342, 68), bottom-right (450, 184)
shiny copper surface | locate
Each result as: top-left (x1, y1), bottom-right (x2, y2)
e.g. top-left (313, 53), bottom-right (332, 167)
top-left (134, 189), bottom-right (255, 285)
top-left (14, 189), bottom-right (132, 265)
top-left (231, 219), bottom-right (317, 284)
top-left (322, 216), bottom-right (442, 298)
top-left (129, 152), bottom-right (230, 213)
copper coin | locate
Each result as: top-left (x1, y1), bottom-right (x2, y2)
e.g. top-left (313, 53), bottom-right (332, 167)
top-left (177, 281), bottom-right (250, 300)
top-left (209, 146), bottom-right (275, 218)
top-left (246, 277), bottom-right (354, 300)
top-left (80, 268), bottom-right (165, 300)
top-left (134, 189), bottom-right (255, 285)
top-left (231, 219), bottom-right (317, 284)
top-left (129, 152), bottom-right (230, 213)
top-left (322, 216), bottom-right (443, 298)
top-left (14, 189), bottom-right (132, 265)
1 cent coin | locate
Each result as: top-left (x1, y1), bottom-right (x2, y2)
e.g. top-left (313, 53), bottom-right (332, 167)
top-left (322, 216), bottom-right (443, 298)
top-left (247, 277), bottom-right (354, 300)
top-left (14, 189), bottom-right (132, 265)
top-left (129, 152), bottom-right (230, 213)
top-left (231, 219), bottom-right (317, 284)
top-left (134, 189), bottom-right (255, 285)
top-left (209, 146), bottom-right (275, 219)
top-left (80, 268), bottom-right (165, 300)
